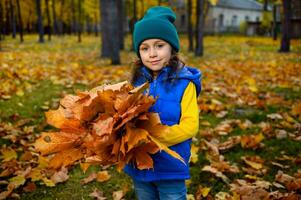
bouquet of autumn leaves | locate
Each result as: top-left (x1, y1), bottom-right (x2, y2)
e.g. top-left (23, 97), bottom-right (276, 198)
top-left (34, 81), bottom-right (183, 171)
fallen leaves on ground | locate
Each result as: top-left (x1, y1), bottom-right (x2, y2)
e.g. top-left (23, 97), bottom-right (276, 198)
top-left (1, 36), bottom-right (301, 199)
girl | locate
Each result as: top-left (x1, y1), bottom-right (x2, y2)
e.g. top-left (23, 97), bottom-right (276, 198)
top-left (124, 6), bottom-right (202, 200)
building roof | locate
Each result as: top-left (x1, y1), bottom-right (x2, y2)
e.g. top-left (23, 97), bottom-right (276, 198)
top-left (215, 0), bottom-right (263, 11)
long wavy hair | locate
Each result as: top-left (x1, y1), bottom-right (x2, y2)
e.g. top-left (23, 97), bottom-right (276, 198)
top-left (130, 49), bottom-right (185, 84)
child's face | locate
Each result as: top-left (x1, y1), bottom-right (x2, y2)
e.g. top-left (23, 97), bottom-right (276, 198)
top-left (139, 39), bottom-right (172, 76)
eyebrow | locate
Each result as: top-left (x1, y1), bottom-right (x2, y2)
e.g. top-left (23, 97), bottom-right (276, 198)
top-left (140, 40), bottom-right (166, 47)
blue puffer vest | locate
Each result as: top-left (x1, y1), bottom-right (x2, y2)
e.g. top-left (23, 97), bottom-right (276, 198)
top-left (124, 65), bottom-right (202, 181)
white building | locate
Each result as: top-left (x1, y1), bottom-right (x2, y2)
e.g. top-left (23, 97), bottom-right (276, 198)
top-left (174, 0), bottom-right (264, 34)
top-left (206, 0), bottom-right (263, 33)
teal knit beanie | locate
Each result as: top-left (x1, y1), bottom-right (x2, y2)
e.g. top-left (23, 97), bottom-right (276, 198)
top-left (133, 6), bottom-right (179, 54)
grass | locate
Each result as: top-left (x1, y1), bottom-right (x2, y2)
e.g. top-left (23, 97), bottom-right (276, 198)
top-left (1, 34), bottom-right (301, 199)
top-left (20, 165), bottom-right (135, 200)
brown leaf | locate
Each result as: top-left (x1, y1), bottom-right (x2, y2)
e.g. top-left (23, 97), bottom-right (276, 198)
top-left (0, 183), bottom-right (14, 200)
top-left (112, 190), bottom-right (124, 200)
top-left (240, 133), bottom-right (264, 149)
top-left (81, 173), bottom-right (97, 185)
top-left (45, 106), bottom-right (82, 129)
top-left (125, 124), bottom-right (149, 152)
top-left (89, 188), bottom-right (107, 200)
top-left (242, 156), bottom-right (264, 170)
top-left (34, 132), bottom-right (84, 156)
top-left (49, 148), bottom-right (83, 169)
top-left (50, 167), bottom-right (69, 184)
top-left (23, 182), bottom-right (36, 193)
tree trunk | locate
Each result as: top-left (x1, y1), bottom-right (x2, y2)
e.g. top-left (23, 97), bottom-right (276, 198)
top-left (187, 0), bottom-right (193, 51)
top-left (16, 0), bottom-right (23, 42)
top-left (71, 0), bottom-right (76, 33)
top-left (279, 0), bottom-right (291, 52)
top-left (58, 0), bottom-right (65, 35)
top-left (9, 0), bottom-right (16, 38)
top-left (100, 0), bottom-right (120, 64)
top-left (36, 0), bottom-right (44, 43)
top-left (94, 0), bottom-right (98, 36)
top-left (129, 0), bottom-right (137, 51)
top-left (52, 0), bottom-right (58, 34)
top-left (117, 0), bottom-right (124, 50)
top-left (272, 4), bottom-right (278, 40)
top-left (263, 0), bottom-right (268, 11)
top-left (195, 0), bottom-right (204, 56)
top-left (45, 0), bottom-right (51, 41)
top-left (5, 0), bottom-right (10, 35)
top-left (77, 0), bottom-right (82, 43)
top-left (0, 1), bottom-right (3, 50)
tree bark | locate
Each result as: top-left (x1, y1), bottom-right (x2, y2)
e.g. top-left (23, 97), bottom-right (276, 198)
top-left (16, 0), bottom-right (23, 42)
top-left (195, 0), bottom-right (204, 57)
top-left (129, 0), bottom-right (137, 51)
top-left (36, 0), bottom-right (44, 43)
top-left (71, 0), bottom-right (76, 33)
top-left (45, 0), bottom-right (51, 41)
top-left (117, 0), bottom-right (124, 50)
top-left (52, 0), bottom-right (58, 34)
top-left (77, 0), bottom-right (82, 42)
top-left (0, 1), bottom-right (3, 49)
top-left (58, 0), bottom-right (65, 35)
top-left (272, 4), bottom-right (278, 40)
top-left (187, 0), bottom-right (193, 51)
top-left (93, 0), bottom-right (98, 36)
top-left (100, 0), bottom-right (120, 64)
top-left (279, 0), bottom-right (291, 52)
top-left (5, 0), bottom-right (10, 35)
top-left (9, 0), bottom-right (16, 38)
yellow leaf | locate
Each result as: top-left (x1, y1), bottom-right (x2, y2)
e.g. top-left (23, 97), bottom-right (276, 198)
top-left (42, 178), bottom-right (55, 187)
top-left (242, 157), bottom-right (263, 170)
top-left (148, 135), bottom-right (185, 164)
top-left (292, 101), bottom-right (301, 116)
top-left (80, 162), bottom-right (91, 174)
top-left (9, 175), bottom-right (26, 188)
top-left (186, 194), bottom-right (195, 200)
top-left (16, 88), bottom-right (24, 96)
top-left (96, 170), bottom-right (111, 182)
top-left (190, 144), bottom-right (199, 164)
top-left (201, 187), bottom-right (211, 197)
top-left (245, 174), bottom-right (259, 180)
top-left (29, 168), bottom-right (44, 182)
top-left (1, 148), bottom-right (17, 161)
top-left (38, 156), bottom-right (49, 169)
top-left (245, 77), bottom-right (258, 92)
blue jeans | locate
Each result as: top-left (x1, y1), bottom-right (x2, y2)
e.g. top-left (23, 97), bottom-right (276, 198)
top-left (133, 179), bottom-right (187, 200)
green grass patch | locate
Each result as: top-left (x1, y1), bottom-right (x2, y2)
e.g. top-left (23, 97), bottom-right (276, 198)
top-left (21, 165), bottom-right (134, 200)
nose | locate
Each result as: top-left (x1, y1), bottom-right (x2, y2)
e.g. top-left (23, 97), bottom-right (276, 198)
top-left (149, 47), bottom-right (157, 58)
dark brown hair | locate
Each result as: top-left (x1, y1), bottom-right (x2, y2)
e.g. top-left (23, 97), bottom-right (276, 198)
top-left (130, 49), bottom-right (185, 84)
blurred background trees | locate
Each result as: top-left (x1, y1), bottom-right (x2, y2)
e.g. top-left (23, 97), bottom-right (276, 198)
top-left (0, 0), bottom-right (300, 61)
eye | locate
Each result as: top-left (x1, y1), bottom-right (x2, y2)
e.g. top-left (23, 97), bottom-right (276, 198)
top-left (156, 44), bottom-right (164, 48)
top-left (140, 47), bottom-right (148, 51)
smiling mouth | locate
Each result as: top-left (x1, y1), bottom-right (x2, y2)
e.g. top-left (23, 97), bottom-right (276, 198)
top-left (150, 60), bottom-right (161, 65)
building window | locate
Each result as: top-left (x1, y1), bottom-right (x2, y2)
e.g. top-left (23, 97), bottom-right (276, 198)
top-left (256, 16), bottom-right (260, 22)
top-left (181, 14), bottom-right (186, 26)
top-left (231, 15), bottom-right (238, 26)
top-left (218, 14), bottom-right (224, 27)
top-left (245, 16), bottom-right (249, 22)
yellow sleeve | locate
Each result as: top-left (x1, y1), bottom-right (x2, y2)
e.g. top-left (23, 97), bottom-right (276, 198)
top-left (156, 82), bottom-right (199, 147)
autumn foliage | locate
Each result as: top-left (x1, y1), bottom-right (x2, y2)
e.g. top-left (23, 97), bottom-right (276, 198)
top-left (34, 81), bottom-right (183, 171)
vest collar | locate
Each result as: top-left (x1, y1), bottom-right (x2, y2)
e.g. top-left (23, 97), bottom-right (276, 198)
top-left (140, 66), bottom-right (173, 82)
